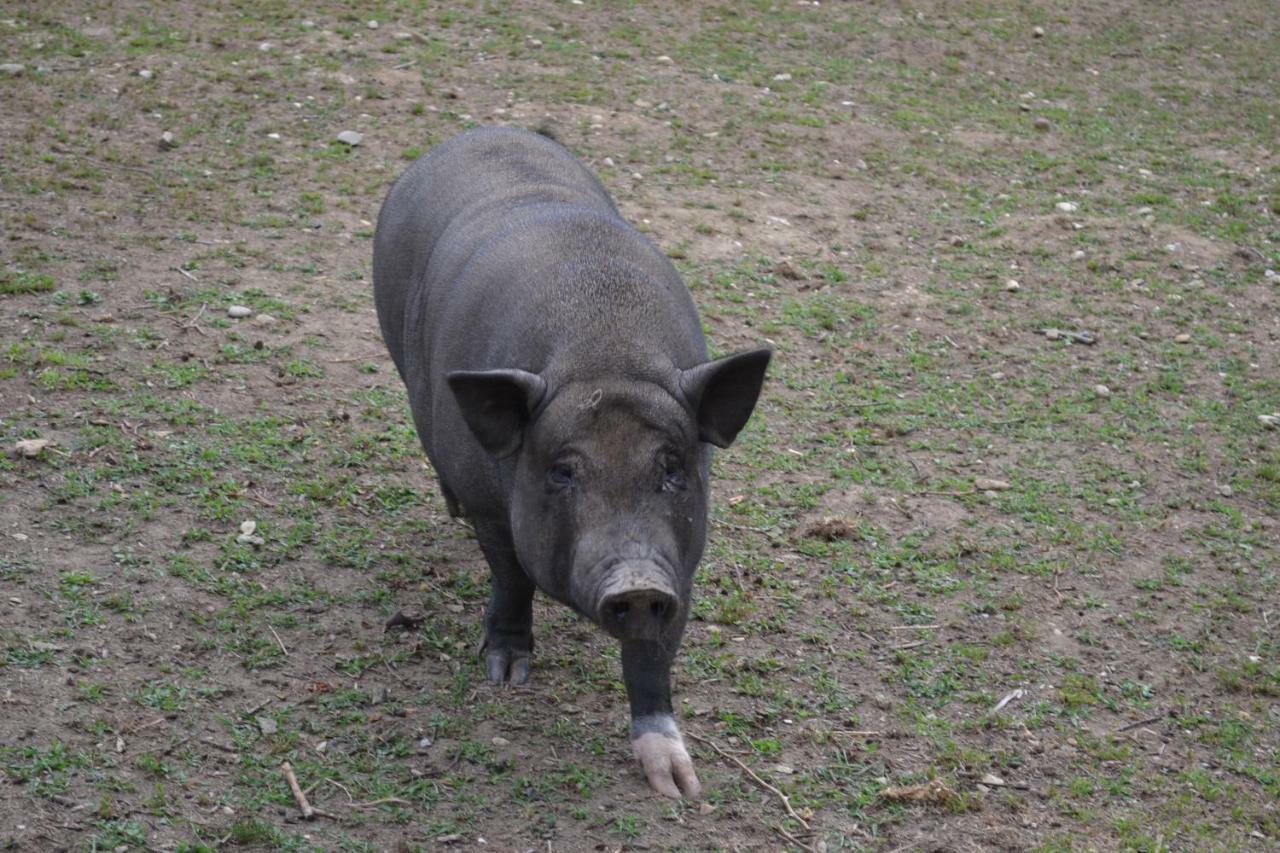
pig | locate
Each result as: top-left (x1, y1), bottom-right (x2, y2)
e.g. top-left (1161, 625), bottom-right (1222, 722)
top-left (372, 126), bottom-right (770, 798)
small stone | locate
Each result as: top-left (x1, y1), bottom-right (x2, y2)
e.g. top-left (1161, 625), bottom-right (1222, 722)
top-left (301, 20), bottom-right (315, 29)
top-left (491, 736), bottom-right (510, 747)
top-left (1173, 333), bottom-right (1191, 344)
top-left (1032, 26), bottom-right (1045, 38)
top-left (1019, 101), bottom-right (1033, 112)
top-left (240, 520), bottom-right (257, 536)
top-left (366, 19), bottom-right (379, 29)
top-left (258, 42), bottom-right (274, 52)
top-left (773, 72), bottom-right (792, 81)
top-left (1259, 414), bottom-right (1280, 429)
top-left (527, 38), bottom-right (542, 47)
top-left (873, 693), bottom-right (892, 710)
top-left (12, 438), bottom-right (50, 458)
top-left (1044, 328), bottom-right (1061, 340)
top-left (855, 158), bottom-right (868, 170)
top-left (981, 772), bottom-right (1006, 786)
top-left (1055, 201), bottom-right (1078, 213)
top-left (975, 478), bottom-right (1012, 491)
top-left (1072, 250), bottom-right (1086, 260)
top-left (1033, 116), bottom-right (1051, 132)
top-left (948, 234), bottom-right (965, 247)
top-left (1218, 484), bottom-right (1234, 497)
top-left (1093, 384), bottom-right (1112, 399)
top-left (773, 764), bottom-right (794, 775)
top-left (158, 131), bottom-right (178, 150)
top-left (633, 99), bottom-right (652, 109)
top-left (1004, 279), bottom-right (1020, 292)
top-left (656, 55), bottom-right (673, 64)
top-left (0, 63), bottom-right (25, 76)
top-left (394, 32), bottom-right (414, 41)
top-left (252, 313), bottom-right (277, 327)
top-left (228, 305), bottom-right (252, 318)
top-left (138, 68), bottom-right (154, 80)
top-left (1264, 268), bottom-right (1277, 281)
top-left (336, 130), bottom-right (362, 146)
top-left (256, 715), bottom-right (278, 736)
top-left (602, 157), bottom-right (614, 167)
top-left (417, 737), bottom-right (433, 752)
top-left (267, 132), bottom-right (281, 140)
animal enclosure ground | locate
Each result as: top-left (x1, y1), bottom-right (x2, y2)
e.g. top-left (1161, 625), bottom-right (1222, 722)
top-left (1, 1), bottom-right (1277, 850)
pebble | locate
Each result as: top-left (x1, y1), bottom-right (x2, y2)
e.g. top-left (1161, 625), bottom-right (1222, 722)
top-left (367, 19), bottom-right (379, 29)
top-left (855, 158), bottom-right (868, 170)
top-left (773, 764), bottom-right (794, 775)
top-left (1072, 250), bottom-right (1086, 260)
top-left (1045, 328), bottom-right (1061, 340)
top-left (336, 130), bottom-right (362, 146)
top-left (417, 737), bottom-right (433, 751)
top-left (394, 32), bottom-right (414, 41)
top-left (258, 42), bottom-right (274, 52)
top-left (266, 132), bottom-right (281, 140)
top-left (1004, 279), bottom-right (1020, 292)
top-left (256, 716), bottom-right (278, 735)
top-left (1055, 201), bottom-right (1078, 213)
top-left (981, 772), bottom-right (1006, 786)
top-left (1259, 414), bottom-right (1280, 429)
top-left (1032, 26), bottom-right (1045, 38)
top-left (1033, 116), bottom-right (1051, 132)
top-left (948, 234), bottom-right (965, 247)
top-left (12, 438), bottom-right (50, 458)
top-left (773, 72), bottom-right (792, 81)
top-left (602, 156), bottom-right (614, 167)
top-left (253, 313), bottom-right (277, 327)
top-left (656, 55), bottom-right (673, 64)
top-left (158, 131), bottom-right (178, 150)
top-left (138, 68), bottom-right (154, 80)
top-left (1218, 484), bottom-right (1234, 497)
top-left (975, 478), bottom-right (1011, 491)
top-left (491, 736), bottom-right (510, 747)
top-left (227, 305), bottom-right (252, 318)
top-left (1264, 268), bottom-right (1277, 281)
top-left (1173, 333), bottom-right (1191, 344)
top-left (0, 63), bottom-right (24, 76)
top-left (1093, 384), bottom-right (1111, 398)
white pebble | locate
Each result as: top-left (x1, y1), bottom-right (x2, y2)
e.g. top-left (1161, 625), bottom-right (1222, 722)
top-left (258, 42), bottom-right (274, 52)
top-left (138, 68), bottom-right (154, 79)
top-left (1093, 384), bottom-right (1111, 398)
top-left (228, 305), bottom-right (252, 318)
top-left (336, 130), bottom-right (363, 146)
top-left (1055, 201), bottom-right (1078, 213)
top-left (1005, 279), bottom-right (1021, 292)
top-left (367, 19), bottom-right (379, 29)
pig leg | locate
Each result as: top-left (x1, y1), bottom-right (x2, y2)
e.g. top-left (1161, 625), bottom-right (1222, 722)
top-left (438, 477), bottom-right (462, 518)
top-left (622, 638), bottom-right (702, 799)
top-left (475, 523), bottom-right (535, 684)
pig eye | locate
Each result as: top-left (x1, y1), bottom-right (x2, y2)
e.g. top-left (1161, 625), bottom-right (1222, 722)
top-left (661, 459), bottom-right (686, 493)
top-left (547, 462), bottom-right (575, 490)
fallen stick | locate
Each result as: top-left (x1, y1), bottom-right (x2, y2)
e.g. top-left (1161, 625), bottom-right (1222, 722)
top-left (688, 732), bottom-right (810, 831)
top-left (282, 761), bottom-right (315, 820)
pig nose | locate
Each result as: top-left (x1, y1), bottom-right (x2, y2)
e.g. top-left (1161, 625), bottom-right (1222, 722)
top-left (599, 587), bottom-right (678, 641)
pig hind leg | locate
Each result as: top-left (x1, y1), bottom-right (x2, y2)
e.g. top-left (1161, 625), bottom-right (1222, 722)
top-left (474, 522), bottom-right (535, 684)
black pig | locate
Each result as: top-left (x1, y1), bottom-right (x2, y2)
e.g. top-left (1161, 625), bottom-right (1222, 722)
top-left (372, 127), bottom-right (770, 797)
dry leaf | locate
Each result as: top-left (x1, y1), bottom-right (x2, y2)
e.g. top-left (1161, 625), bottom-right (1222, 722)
top-left (878, 778), bottom-right (959, 805)
top-left (12, 438), bottom-right (50, 458)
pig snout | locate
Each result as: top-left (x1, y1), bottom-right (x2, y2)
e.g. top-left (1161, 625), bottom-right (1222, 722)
top-left (593, 561), bottom-right (680, 641)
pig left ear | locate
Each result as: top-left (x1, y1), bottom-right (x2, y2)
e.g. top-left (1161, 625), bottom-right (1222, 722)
top-left (680, 347), bottom-right (772, 448)
top-left (447, 368), bottom-right (547, 458)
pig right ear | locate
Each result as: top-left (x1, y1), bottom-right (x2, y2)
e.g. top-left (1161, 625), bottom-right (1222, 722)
top-left (680, 347), bottom-right (772, 448)
top-left (447, 369), bottom-right (547, 458)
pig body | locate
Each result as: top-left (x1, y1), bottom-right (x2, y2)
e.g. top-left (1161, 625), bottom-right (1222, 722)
top-left (373, 127), bottom-right (769, 798)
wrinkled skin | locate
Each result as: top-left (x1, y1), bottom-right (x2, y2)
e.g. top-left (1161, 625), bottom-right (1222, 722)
top-left (373, 127), bottom-right (769, 798)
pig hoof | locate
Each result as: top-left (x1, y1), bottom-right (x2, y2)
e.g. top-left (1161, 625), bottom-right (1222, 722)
top-left (631, 718), bottom-right (701, 799)
top-left (485, 648), bottom-right (531, 685)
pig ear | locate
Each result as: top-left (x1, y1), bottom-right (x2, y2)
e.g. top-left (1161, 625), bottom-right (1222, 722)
top-left (679, 347), bottom-right (771, 448)
top-left (447, 369), bottom-right (547, 458)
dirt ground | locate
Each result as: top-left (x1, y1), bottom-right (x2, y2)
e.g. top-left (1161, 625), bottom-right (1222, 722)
top-left (1, 1), bottom-right (1277, 851)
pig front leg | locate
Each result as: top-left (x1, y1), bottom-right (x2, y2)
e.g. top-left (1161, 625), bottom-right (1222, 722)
top-left (474, 523), bottom-right (535, 684)
top-left (621, 639), bottom-right (702, 798)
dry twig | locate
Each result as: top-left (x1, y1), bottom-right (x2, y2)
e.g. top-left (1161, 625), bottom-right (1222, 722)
top-left (688, 732), bottom-right (810, 831)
